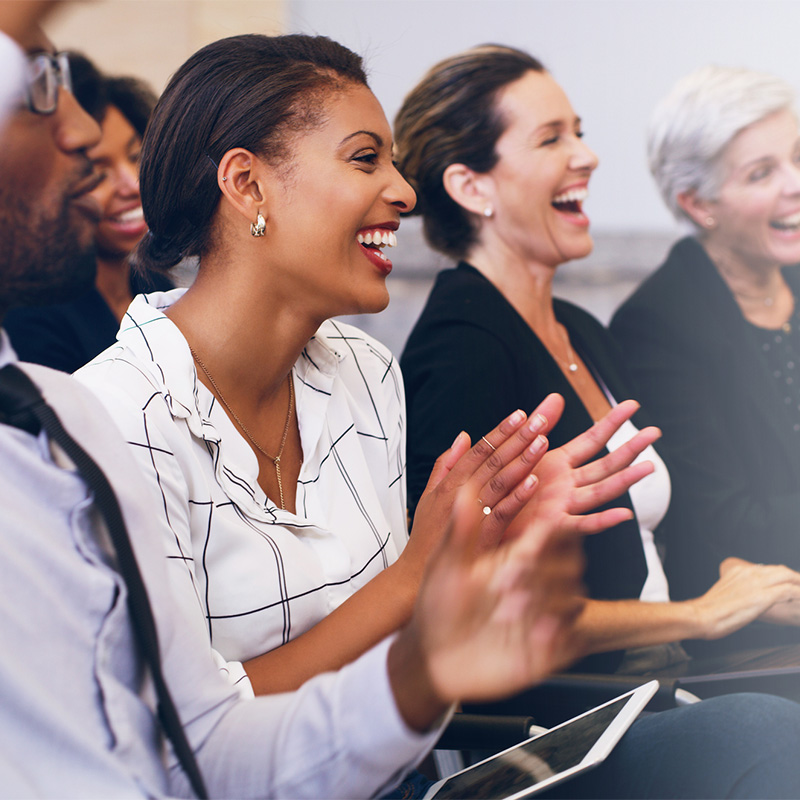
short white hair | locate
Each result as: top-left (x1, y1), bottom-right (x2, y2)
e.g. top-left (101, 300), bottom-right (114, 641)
top-left (648, 65), bottom-right (796, 225)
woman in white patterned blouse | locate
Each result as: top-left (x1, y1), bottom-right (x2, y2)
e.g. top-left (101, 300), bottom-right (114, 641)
top-left (76, 33), bottom-right (655, 698)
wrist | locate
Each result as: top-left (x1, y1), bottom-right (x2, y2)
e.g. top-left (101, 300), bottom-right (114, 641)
top-left (388, 624), bottom-right (451, 733)
top-left (681, 598), bottom-right (711, 639)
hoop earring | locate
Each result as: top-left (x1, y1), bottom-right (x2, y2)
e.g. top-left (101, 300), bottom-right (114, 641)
top-left (250, 212), bottom-right (266, 238)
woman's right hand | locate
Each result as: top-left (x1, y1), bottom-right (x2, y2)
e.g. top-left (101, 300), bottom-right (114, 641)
top-left (688, 556), bottom-right (800, 638)
top-left (403, 393), bottom-right (568, 581)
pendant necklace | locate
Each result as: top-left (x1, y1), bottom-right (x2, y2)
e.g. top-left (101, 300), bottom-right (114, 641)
top-left (190, 346), bottom-right (295, 510)
top-left (555, 326), bottom-right (579, 373)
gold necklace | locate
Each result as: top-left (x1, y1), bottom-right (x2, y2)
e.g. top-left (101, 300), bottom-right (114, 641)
top-left (190, 346), bottom-right (295, 510)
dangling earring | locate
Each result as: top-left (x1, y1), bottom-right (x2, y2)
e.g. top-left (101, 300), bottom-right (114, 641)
top-left (483, 206), bottom-right (494, 218)
top-left (705, 216), bottom-right (715, 228)
top-left (250, 212), bottom-right (266, 237)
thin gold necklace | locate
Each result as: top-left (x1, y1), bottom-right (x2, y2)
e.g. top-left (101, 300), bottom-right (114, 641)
top-left (190, 346), bottom-right (295, 510)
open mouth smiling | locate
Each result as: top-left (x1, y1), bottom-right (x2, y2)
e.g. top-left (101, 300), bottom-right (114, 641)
top-left (551, 186), bottom-right (589, 216)
top-left (356, 225), bottom-right (398, 275)
top-left (771, 210), bottom-right (800, 232)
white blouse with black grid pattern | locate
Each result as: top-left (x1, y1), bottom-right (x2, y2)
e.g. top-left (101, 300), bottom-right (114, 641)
top-left (76, 289), bottom-right (409, 696)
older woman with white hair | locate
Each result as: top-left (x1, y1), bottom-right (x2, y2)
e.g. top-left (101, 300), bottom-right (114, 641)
top-left (611, 66), bottom-right (800, 651)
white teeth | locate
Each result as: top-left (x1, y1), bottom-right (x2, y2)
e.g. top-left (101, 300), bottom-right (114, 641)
top-left (114, 206), bottom-right (144, 223)
top-left (552, 187), bottom-right (589, 205)
top-left (773, 210), bottom-right (800, 229)
top-left (356, 229), bottom-right (397, 248)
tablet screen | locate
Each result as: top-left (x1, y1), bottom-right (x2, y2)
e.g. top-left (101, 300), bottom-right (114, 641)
top-left (429, 696), bottom-right (629, 799)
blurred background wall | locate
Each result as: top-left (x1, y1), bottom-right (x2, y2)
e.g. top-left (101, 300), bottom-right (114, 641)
top-left (44, 0), bottom-right (800, 353)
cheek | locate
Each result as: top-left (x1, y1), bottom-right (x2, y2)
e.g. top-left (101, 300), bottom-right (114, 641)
top-left (89, 184), bottom-right (115, 216)
top-left (720, 188), bottom-right (774, 227)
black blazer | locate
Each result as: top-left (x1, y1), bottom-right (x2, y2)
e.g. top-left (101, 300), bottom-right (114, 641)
top-left (611, 237), bottom-right (800, 603)
top-left (5, 270), bottom-right (173, 374)
top-left (402, 263), bottom-right (649, 674)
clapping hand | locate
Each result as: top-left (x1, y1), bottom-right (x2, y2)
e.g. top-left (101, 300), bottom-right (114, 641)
top-left (389, 477), bottom-right (586, 731)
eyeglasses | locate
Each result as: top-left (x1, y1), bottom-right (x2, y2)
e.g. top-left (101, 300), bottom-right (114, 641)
top-left (25, 52), bottom-right (72, 115)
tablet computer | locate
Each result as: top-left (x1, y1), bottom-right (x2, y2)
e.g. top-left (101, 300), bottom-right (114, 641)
top-left (423, 679), bottom-right (659, 800)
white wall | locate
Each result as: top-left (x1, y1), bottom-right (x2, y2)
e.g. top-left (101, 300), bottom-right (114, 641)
top-left (46, 0), bottom-right (285, 95)
top-left (289, 0), bottom-right (800, 235)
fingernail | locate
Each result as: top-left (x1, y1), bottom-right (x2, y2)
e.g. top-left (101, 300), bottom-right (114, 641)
top-left (524, 473), bottom-right (538, 490)
top-left (529, 413), bottom-right (547, 433)
top-left (451, 431), bottom-right (465, 448)
top-left (509, 409), bottom-right (525, 425)
top-left (528, 435), bottom-right (547, 454)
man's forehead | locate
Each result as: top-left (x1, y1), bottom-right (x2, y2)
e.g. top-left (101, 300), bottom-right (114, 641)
top-left (19, 25), bottom-right (55, 56)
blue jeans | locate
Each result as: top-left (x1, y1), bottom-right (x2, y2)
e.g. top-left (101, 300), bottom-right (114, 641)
top-left (386, 693), bottom-right (800, 799)
top-left (545, 693), bottom-right (800, 799)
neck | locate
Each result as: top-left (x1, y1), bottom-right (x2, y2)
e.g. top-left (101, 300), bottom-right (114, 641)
top-left (701, 236), bottom-right (793, 327)
top-left (165, 256), bottom-right (319, 408)
top-left (95, 255), bottom-right (134, 322)
top-left (702, 236), bottom-right (784, 293)
top-left (465, 240), bottom-right (559, 333)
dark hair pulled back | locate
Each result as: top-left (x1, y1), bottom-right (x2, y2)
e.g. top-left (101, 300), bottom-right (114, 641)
top-left (69, 52), bottom-right (157, 139)
top-left (136, 33), bottom-right (368, 273)
top-left (394, 45), bottom-right (544, 260)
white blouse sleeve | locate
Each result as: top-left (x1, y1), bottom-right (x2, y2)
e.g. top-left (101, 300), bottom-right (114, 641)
top-left (76, 365), bottom-right (255, 697)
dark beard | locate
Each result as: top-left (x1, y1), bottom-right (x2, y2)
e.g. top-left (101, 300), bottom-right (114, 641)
top-left (0, 186), bottom-right (97, 314)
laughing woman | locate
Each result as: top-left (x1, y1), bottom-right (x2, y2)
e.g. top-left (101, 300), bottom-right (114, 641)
top-left (611, 68), bottom-right (800, 645)
top-left (396, 45), bottom-right (800, 675)
top-left (69, 34), bottom-right (800, 800)
top-left (73, 34), bottom-right (653, 699)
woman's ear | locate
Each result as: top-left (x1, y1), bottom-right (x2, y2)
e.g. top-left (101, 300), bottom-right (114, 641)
top-left (443, 163), bottom-right (494, 217)
top-left (677, 189), bottom-right (717, 230)
top-left (217, 148), bottom-right (267, 224)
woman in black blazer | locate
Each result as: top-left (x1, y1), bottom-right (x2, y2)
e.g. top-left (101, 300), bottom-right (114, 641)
top-left (396, 46), bottom-right (800, 673)
top-left (611, 67), bottom-right (800, 649)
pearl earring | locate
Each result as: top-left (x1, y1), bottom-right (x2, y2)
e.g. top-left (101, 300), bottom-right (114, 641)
top-left (483, 206), bottom-right (494, 218)
top-left (705, 216), bottom-right (715, 228)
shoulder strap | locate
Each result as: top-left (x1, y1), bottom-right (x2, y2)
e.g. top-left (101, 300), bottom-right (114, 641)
top-left (0, 363), bottom-right (209, 799)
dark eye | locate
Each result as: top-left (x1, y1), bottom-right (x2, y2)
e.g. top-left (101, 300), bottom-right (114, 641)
top-left (748, 165), bottom-right (772, 182)
top-left (353, 152), bottom-right (378, 166)
top-left (541, 135), bottom-right (559, 146)
top-left (129, 149), bottom-right (142, 165)
top-left (576, 130), bottom-right (585, 139)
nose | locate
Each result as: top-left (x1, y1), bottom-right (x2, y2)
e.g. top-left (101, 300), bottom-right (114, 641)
top-left (784, 160), bottom-right (800, 195)
top-left (53, 87), bottom-right (101, 154)
top-left (387, 164), bottom-right (417, 214)
top-left (115, 161), bottom-right (140, 198)
top-left (569, 136), bottom-right (599, 173)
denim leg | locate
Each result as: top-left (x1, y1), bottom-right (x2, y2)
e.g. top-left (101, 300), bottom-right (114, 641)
top-left (544, 693), bottom-right (800, 799)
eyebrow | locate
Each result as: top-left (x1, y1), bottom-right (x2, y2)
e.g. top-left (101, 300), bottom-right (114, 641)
top-left (25, 47), bottom-right (55, 58)
top-left (338, 130), bottom-right (384, 148)
top-left (531, 116), bottom-right (582, 137)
